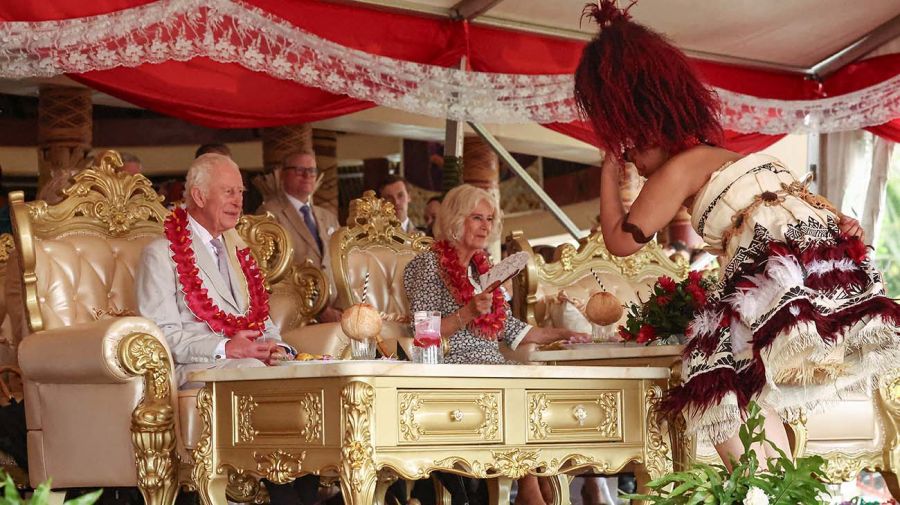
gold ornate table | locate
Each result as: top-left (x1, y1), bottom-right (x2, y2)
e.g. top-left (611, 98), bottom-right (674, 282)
top-left (531, 343), bottom-right (690, 470)
top-left (189, 361), bottom-right (673, 505)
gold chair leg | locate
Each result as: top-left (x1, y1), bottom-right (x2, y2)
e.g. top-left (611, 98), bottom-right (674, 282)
top-left (120, 334), bottom-right (179, 505)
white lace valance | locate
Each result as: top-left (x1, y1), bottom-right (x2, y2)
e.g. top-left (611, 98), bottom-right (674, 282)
top-left (0, 0), bottom-right (897, 133)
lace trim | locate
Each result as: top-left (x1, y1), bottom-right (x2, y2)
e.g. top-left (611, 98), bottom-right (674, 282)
top-left (0, 0), bottom-right (898, 131)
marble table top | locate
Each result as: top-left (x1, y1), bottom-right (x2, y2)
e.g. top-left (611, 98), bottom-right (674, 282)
top-left (530, 343), bottom-right (684, 362)
top-left (190, 359), bottom-right (670, 382)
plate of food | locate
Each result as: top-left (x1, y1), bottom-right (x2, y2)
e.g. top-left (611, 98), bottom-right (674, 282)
top-left (273, 352), bottom-right (336, 365)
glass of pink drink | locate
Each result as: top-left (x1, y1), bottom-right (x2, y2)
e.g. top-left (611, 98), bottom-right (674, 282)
top-left (412, 311), bottom-right (443, 364)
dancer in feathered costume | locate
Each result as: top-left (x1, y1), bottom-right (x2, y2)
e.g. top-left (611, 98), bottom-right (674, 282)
top-left (575, 0), bottom-right (900, 465)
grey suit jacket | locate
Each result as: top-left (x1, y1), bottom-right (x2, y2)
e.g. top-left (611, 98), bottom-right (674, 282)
top-left (136, 221), bottom-right (281, 368)
top-left (258, 194), bottom-right (340, 303)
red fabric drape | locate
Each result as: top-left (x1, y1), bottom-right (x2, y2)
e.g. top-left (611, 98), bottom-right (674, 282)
top-left (0, 0), bottom-right (897, 143)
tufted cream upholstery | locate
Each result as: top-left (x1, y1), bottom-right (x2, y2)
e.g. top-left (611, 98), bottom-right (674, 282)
top-left (505, 230), bottom-right (689, 362)
top-left (32, 236), bottom-right (149, 329)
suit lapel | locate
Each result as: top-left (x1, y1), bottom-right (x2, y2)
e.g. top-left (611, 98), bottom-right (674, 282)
top-left (189, 226), bottom-right (241, 312)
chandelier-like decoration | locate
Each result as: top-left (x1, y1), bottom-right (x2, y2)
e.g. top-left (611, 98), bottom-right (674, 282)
top-left (0, 0), bottom-right (897, 133)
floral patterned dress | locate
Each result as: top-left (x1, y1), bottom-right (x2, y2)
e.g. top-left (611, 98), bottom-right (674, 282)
top-left (664, 153), bottom-right (900, 445)
top-left (403, 250), bottom-right (530, 364)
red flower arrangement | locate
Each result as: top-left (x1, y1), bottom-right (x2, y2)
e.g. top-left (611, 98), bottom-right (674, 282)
top-left (165, 207), bottom-right (270, 338)
top-left (618, 271), bottom-right (713, 345)
top-left (433, 240), bottom-right (507, 339)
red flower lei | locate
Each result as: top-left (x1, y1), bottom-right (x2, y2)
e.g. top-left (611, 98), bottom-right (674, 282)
top-left (164, 207), bottom-right (270, 338)
top-left (432, 240), bottom-right (507, 340)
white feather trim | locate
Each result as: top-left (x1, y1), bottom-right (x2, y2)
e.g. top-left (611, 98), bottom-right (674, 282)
top-left (766, 254), bottom-right (805, 288)
top-left (690, 308), bottom-right (724, 339)
top-left (807, 258), bottom-right (858, 276)
top-left (730, 319), bottom-right (753, 357)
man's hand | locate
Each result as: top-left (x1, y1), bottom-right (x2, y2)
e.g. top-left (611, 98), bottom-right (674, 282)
top-left (266, 345), bottom-right (289, 365)
top-left (225, 330), bottom-right (276, 361)
top-left (839, 215), bottom-right (865, 241)
top-left (318, 306), bottom-right (343, 323)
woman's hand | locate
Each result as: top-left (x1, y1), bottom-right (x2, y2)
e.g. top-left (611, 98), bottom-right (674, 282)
top-left (526, 327), bottom-right (591, 346)
top-left (466, 291), bottom-right (494, 318)
top-left (555, 329), bottom-right (592, 344)
top-left (839, 215), bottom-right (865, 241)
top-left (601, 151), bottom-right (622, 180)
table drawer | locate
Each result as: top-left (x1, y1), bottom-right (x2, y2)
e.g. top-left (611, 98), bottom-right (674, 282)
top-left (398, 389), bottom-right (503, 445)
top-left (526, 390), bottom-right (622, 443)
top-left (231, 389), bottom-right (324, 447)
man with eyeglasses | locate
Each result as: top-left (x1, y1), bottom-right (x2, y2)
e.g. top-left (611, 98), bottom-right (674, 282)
top-left (259, 151), bottom-right (342, 323)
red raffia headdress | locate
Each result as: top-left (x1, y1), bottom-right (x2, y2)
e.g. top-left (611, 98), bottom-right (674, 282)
top-left (574, 0), bottom-right (723, 159)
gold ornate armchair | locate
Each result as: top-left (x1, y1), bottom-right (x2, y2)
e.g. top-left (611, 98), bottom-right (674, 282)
top-left (236, 215), bottom-right (328, 332)
top-left (10, 152), bottom-right (179, 502)
top-left (8, 151), bottom-right (322, 504)
top-left (283, 191), bottom-right (432, 359)
top-left (505, 231), bottom-right (689, 362)
top-left (785, 374), bottom-right (900, 498)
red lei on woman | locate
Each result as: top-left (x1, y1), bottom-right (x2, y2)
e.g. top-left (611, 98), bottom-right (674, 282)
top-left (432, 240), bottom-right (507, 340)
top-left (164, 207), bottom-right (269, 337)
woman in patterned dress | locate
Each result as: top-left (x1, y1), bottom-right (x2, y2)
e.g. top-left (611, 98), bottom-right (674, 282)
top-left (574, 1), bottom-right (900, 467)
top-left (403, 184), bottom-right (587, 365)
top-left (403, 184), bottom-right (588, 505)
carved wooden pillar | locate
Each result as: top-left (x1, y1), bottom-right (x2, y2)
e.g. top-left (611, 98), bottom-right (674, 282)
top-left (37, 85), bottom-right (92, 203)
top-left (261, 124), bottom-right (313, 173)
top-left (463, 136), bottom-right (501, 258)
top-left (313, 129), bottom-right (339, 219)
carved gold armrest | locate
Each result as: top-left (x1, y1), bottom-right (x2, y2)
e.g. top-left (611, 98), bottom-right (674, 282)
top-left (18, 317), bottom-right (170, 384)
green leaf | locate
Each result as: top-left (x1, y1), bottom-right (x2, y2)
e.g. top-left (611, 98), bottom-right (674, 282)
top-left (30, 480), bottom-right (51, 505)
top-left (64, 489), bottom-right (103, 505)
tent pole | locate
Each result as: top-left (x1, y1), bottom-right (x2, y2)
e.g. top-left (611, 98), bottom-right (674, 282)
top-left (467, 121), bottom-right (584, 240)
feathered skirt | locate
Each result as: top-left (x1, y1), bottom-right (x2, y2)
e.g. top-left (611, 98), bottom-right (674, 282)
top-left (663, 214), bottom-right (900, 445)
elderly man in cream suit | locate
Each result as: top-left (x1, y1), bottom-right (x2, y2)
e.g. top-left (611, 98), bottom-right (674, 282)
top-left (137, 154), bottom-right (291, 387)
top-left (259, 151), bottom-right (342, 322)
top-left (137, 153), bottom-right (325, 505)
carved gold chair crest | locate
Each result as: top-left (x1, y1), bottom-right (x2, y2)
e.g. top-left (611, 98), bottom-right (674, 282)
top-left (506, 230), bottom-right (689, 329)
top-left (324, 190), bottom-right (432, 357)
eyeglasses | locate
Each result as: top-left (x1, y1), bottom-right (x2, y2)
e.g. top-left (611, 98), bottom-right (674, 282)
top-left (283, 166), bottom-right (317, 176)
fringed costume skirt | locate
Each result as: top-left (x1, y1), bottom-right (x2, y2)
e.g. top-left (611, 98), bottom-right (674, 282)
top-left (663, 153), bottom-right (900, 445)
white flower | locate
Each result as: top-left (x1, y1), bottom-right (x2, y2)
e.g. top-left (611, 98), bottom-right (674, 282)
top-left (743, 487), bottom-right (770, 505)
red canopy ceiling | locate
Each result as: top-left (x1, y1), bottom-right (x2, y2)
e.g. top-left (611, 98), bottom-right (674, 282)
top-left (1, 0), bottom-right (897, 152)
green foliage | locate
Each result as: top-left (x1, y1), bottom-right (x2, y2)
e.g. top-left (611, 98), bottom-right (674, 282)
top-left (875, 174), bottom-right (900, 298)
top-left (618, 272), bottom-right (714, 344)
top-left (0, 471), bottom-right (101, 505)
top-left (624, 402), bottom-right (831, 504)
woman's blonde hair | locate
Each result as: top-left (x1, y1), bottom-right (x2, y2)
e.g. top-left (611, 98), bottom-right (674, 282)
top-left (433, 184), bottom-right (502, 244)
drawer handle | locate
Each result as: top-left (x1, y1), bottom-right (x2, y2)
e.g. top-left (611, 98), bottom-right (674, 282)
top-left (572, 405), bottom-right (588, 426)
top-left (450, 409), bottom-right (464, 422)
